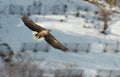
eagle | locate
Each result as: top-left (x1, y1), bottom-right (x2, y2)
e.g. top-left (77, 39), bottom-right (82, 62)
top-left (21, 16), bottom-right (67, 51)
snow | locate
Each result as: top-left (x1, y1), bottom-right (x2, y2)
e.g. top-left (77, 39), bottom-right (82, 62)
top-left (24, 50), bottom-right (120, 70)
top-left (1, 0), bottom-right (120, 76)
top-left (109, 20), bottom-right (120, 36)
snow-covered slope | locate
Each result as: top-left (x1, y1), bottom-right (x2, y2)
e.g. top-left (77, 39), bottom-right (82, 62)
top-left (1, 0), bottom-right (120, 76)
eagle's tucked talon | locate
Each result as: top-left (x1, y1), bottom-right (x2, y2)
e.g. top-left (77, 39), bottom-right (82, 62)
top-left (35, 34), bottom-right (41, 39)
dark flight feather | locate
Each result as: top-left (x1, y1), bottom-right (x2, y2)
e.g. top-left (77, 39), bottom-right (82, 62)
top-left (44, 34), bottom-right (67, 51)
top-left (22, 16), bottom-right (45, 32)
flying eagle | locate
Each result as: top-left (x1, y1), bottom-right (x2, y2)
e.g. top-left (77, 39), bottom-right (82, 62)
top-left (21, 16), bottom-right (67, 51)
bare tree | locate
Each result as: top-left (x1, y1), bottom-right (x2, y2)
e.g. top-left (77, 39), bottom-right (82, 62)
top-left (84, 0), bottom-right (112, 34)
top-left (98, 8), bottom-right (111, 34)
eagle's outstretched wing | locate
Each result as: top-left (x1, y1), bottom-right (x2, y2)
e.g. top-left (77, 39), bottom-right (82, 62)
top-left (21, 16), bottom-right (67, 51)
top-left (21, 16), bottom-right (45, 32)
top-left (44, 34), bottom-right (67, 51)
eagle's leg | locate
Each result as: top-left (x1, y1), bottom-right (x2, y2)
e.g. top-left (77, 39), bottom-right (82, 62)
top-left (35, 29), bottom-right (51, 39)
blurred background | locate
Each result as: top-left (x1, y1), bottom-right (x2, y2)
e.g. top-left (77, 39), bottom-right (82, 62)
top-left (0, 0), bottom-right (120, 77)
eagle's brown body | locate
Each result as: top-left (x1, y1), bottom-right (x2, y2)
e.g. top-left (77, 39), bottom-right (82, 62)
top-left (21, 16), bottom-right (67, 51)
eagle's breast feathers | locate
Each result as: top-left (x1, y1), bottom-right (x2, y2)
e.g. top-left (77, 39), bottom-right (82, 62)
top-left (35, 29), bottom-right (51, 39)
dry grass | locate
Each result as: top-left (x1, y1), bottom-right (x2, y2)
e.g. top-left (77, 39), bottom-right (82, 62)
top-left (54, 64), bottom-right (83, 77)
top-left (0, 52), bottom-right (84, 77)
top-left (0, 51), bottom-right (117, 77)
top-left (0, 52), bottom-right (44, 77)
top-left (2, 61), bottom-right (44, 77)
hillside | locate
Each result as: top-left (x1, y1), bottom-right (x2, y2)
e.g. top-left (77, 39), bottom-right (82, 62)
top-left (0, 0), bottom-right (120, 77)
